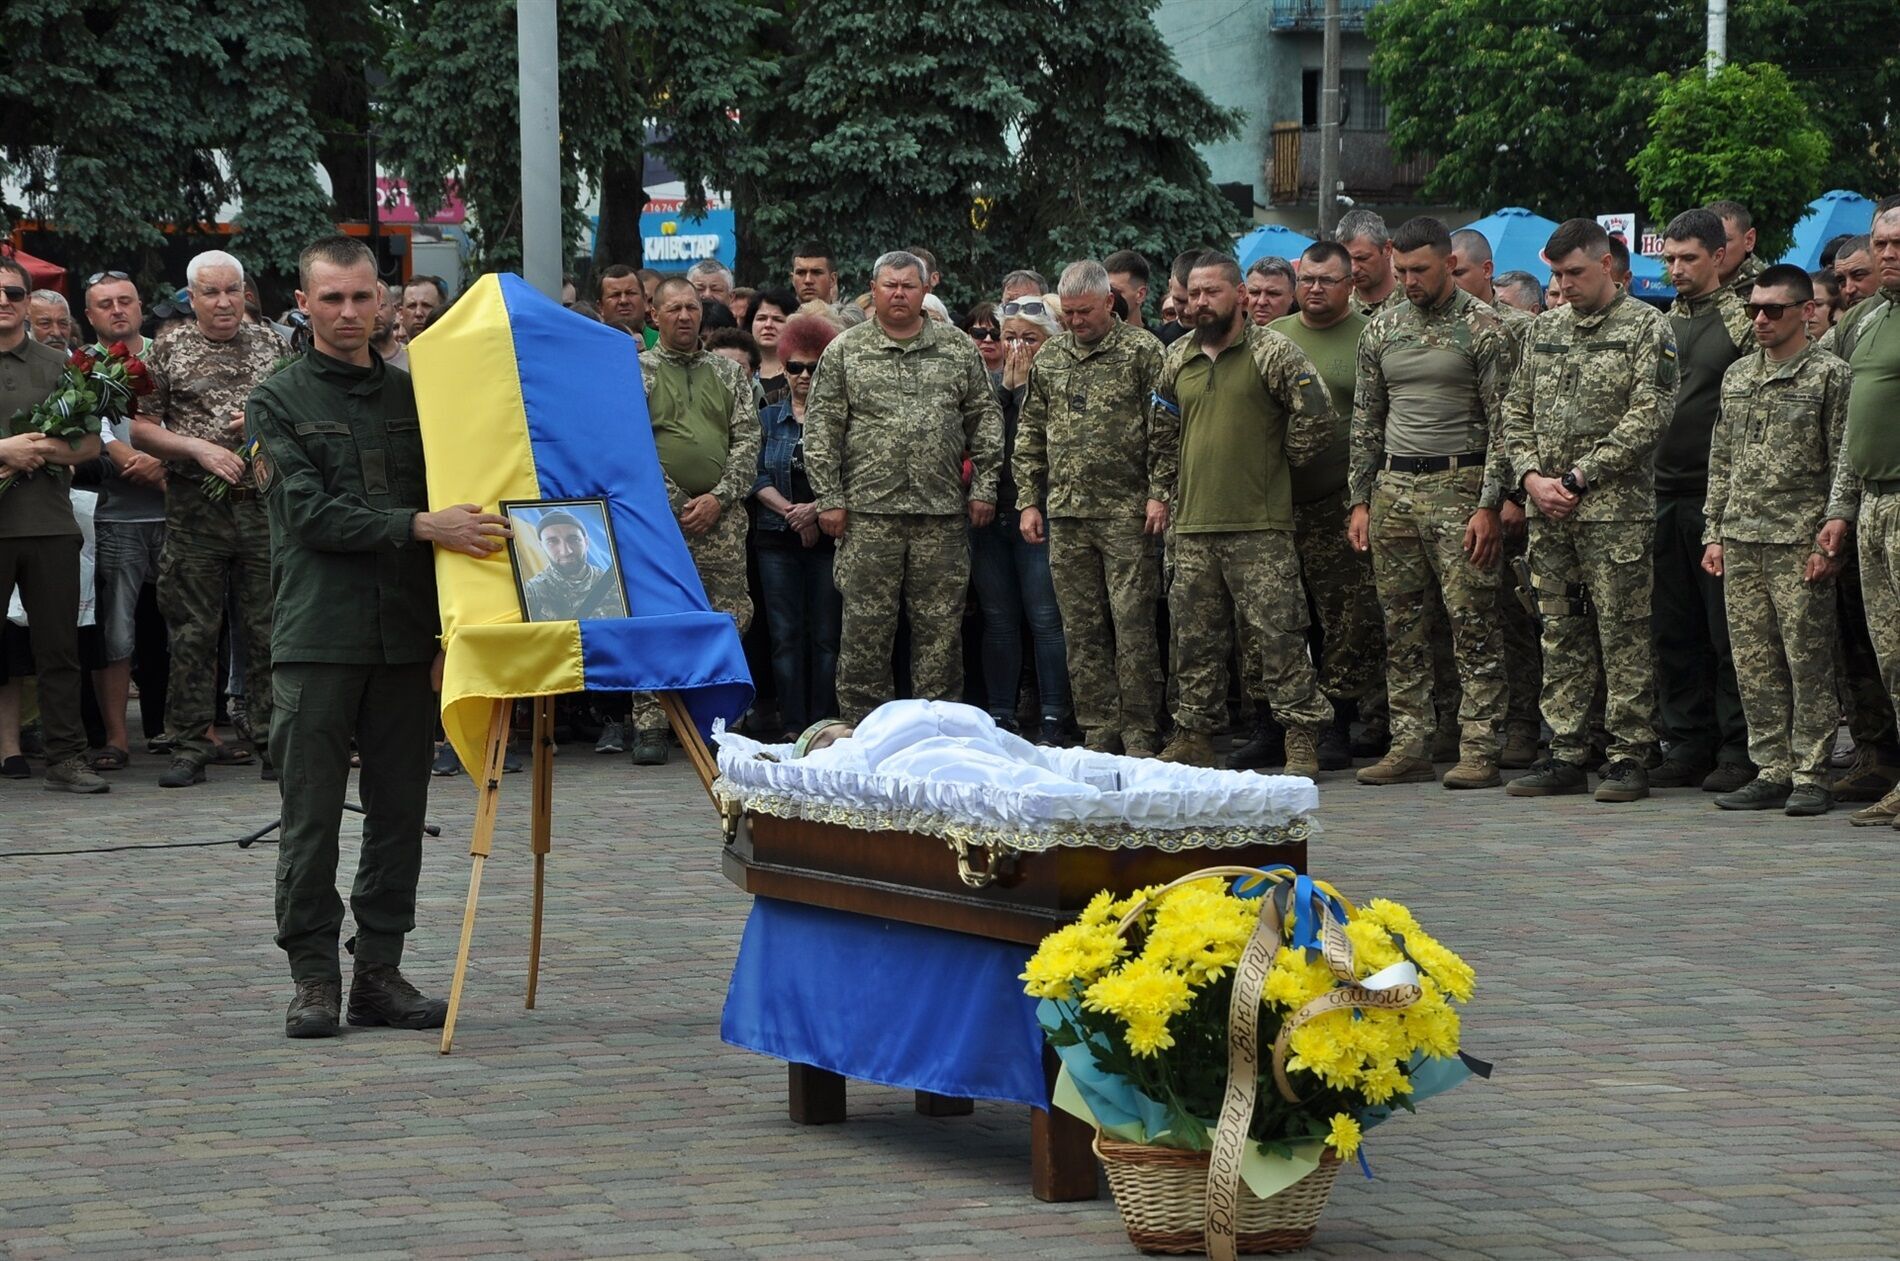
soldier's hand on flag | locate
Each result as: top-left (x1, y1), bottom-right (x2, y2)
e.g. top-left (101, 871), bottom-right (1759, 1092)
top-left (414, 503), bottom-right (511, 556)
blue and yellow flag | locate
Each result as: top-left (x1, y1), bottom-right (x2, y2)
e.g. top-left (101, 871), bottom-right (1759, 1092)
top-left (410, 273), bottom-right (752, 768)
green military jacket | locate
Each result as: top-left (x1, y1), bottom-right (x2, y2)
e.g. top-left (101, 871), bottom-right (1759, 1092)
top-left (246, 350), bottom-right (440, 665)
top-left (1011, 319), bottom-right (1175, 519)
top-left (638, 344), bottom-right (760, 512)
top-left (1502, 290), bottom-right (1679, 522)
top-left (1352, 287), bottom-right (1407, 320)
top-left (1348, 285), bottom-right (1511, 510)
top-left (804, 316), bottom-right (1004, 516)
top-left (1705, 342), bottom-right (1851, 545)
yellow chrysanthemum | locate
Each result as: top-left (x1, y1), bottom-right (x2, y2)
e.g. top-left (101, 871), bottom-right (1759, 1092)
top-left (1262, 946), bottom-right (1338, 1010)
top-left (1020, 921), bottom-right (1127, 1000)
top-left (1123, 1011), bottom-right (1177, 1057)
top-left (1142, 884), bottom-right (1259, 984)
top-left (1326, 1113), bottom-right (1362, 1158)
top-left (1400, 930), bottom-right (1477, 1003)
top-left (1357, 1060), bottom-right (1412, 1104)
top-left (1343, 917), bottom-right (1403, 975)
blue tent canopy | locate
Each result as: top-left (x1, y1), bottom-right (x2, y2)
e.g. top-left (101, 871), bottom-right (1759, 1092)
top-left (1462, 206), bottom-right (1674, 302)
top-left (1780, 189), bottom-right (1875, 272)
top-left (1235, 223), bottom-right (1318, 270)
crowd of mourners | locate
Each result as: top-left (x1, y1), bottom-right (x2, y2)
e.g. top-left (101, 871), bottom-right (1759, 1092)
top-left (4, 190), bottom-right (1900, 831)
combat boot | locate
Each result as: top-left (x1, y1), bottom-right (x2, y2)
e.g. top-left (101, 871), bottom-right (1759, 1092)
top-left (1282, 728), bottom-right (1321, 778)
top-left (347, 964), bottom-right (448, 1030)
top-left (1442, 755), bottom-right (1501, 790)
top-left (1428, 727), bottom-right (1459, 762)
top-left (1350, 719), bottom-right (1390, 759)
top-left (157, 755), bottom-right (206, 788)
top-left (1714, 776), bottom-right (1791, 810)
top-left (1122, 731), bottom-right (1160, 759)
top-left (1701, 760), bottom-right (1755, 794)
top-left (1083, 729), bottom-right (1123, 755)
top-left (1594, 758), bottom-right (1650, 803)
top-left (1498, 726), bottom-right (1540, 770)
top-left (1356, 751), bottom-right (1436, 785)
top-left (44, 756), bottom-right (110, 794)
top-left (1315, 712), bottom-right (1353, 771)
top-left (1648, 754), bottom-right (1712, 788)
top-left (1848, 785), bottom-right (1900, 827)
top-left (1833, 747), bottom-right (1900, 802)
top-left (1505, 758), bottom-right (1587, 796)
top-left (285, 978), bottom-right (341, 1039)
top-left (1157, 731), bottom-right (1217, 768)
top-left (1226, 717), bottom-right (1285, 771)
top-left (630, 728), bottom-right (669, 766)
top-left (1784, 784), bottom-right (1833, 817)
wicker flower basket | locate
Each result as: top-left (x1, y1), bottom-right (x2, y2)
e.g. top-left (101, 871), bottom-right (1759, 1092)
top-left (1094, 1134), bottom-right (1345, 1255)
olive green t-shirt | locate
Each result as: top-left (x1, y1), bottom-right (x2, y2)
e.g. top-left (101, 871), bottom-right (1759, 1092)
top-left (645, 355), bottom-right (736, 498)
top-left (1269, 312), bottom-right (1363, 503)
top-left (0, 336), bottom-right (79, 539)
top-left (1173, 341), bottom-right (1292, 532)
top-left (1846, 303), bottom-right (1900, 484)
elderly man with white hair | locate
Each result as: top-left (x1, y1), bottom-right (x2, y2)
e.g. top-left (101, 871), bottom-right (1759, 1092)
top-left (27, 289), bottom-right (74, 349)
top-left (130, 249), bottom-right (285, 788)
top-left (687, 260), bottom-right (736, 309)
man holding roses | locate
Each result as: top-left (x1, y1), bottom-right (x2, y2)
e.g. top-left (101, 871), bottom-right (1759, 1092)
top-left (0, 256), bottom-right (109, 792)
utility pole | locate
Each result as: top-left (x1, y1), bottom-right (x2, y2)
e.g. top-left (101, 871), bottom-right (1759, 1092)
top-left (517, 0), bottom-right (562, 299)
top-left (1706, 0), bottom-right (1727, 76)
top-left (1317, 0), bottom-right (1342, 238)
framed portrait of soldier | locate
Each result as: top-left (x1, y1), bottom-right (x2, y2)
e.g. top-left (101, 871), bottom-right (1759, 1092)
top-left (502, 497), bottom-right (632, 623)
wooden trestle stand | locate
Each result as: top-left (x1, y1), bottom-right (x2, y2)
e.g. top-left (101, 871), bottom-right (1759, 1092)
top-left (438, 690), bottom-right (709, 1054)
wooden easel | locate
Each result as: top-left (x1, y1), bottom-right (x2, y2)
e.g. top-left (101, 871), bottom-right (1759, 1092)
top-left (439, 690), bottom-right (715, 1053)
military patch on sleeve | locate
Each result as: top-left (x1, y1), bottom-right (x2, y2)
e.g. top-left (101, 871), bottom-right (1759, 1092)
top-left (1658, 337), bottom-right (1680, 388)
top-left (254, 447), bottom-right (271, 493)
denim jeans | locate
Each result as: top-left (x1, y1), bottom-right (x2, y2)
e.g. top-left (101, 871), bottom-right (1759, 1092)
top-left (755, 538), bottom-right (842, 733)
top-left (969, 513), bottom-right (1070, 726)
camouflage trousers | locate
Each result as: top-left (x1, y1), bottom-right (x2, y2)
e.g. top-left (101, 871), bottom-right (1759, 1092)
top-left (632, 506), bottom-right (751, 731)
top-left (1368, 467), bottom-right (1505, 760)
top-left (1858, 490), bottom-right (1900, 737)
top-left (1835, 548), bottom-right (1899, 755)
top-left (1168, 529), bottom-right (1330, 735)
top-left (1291, 491), bottom-right (1385, 716)
top-left (1048, 514), bottom-right (1162, 743)
top-left (832, 512), bottom-right (969, 724)
top-left (1498, 528), bottom-right (1543, 739)
top-left (157, 487), bottom-right (272, 765)
top-left (1528, 517), bottom-right (1658, 765)
top-left (1722, 541), bottom-right (1839, 787)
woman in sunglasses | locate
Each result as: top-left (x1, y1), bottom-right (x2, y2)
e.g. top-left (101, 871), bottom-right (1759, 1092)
top-left (959, 301), bottom-right (1005, 379)
top-left (972, 294), bottom-right (1075, 745)
top-left (750, 314), bottom-right (845, 738)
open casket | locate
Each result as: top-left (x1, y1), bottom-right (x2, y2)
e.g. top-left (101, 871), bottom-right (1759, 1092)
top-left (701, 706), bottom-right (1315, 1201)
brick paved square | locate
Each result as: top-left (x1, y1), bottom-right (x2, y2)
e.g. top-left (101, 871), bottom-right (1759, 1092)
top-left (3, 732), bottom-right (1898, 1259)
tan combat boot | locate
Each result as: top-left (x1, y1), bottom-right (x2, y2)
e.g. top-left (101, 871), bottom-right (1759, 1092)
top-left (1848, 784), bottom-right (1900, 827)
top-left (1157, 730), bottom-right (1217, 768)
top-left (1442, 754), bottom-right (1502, 790)
top-left (1356, 751), bottom-right (1436, 785)
top-left (1498, 726), bottom-right (1540, 770)
top-left (1282, 728), bottom-right (1321, 778)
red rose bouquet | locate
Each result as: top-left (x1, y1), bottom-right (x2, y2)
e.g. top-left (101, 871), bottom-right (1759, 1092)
top-left (1, 340), bottom-right (155, 499)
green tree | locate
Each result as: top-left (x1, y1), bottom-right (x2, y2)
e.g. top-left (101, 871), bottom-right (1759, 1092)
top-left (1629, 62), bottom-right (1828, 261)
top-left (1005, 0), bottom-right (1241, 284)
top-left (1367, 0), bottom-right (1704, 216)
top-left (1729, 0), bottom-right (1900, 192)
top-left (737, 0), bottom-right (1038, 309)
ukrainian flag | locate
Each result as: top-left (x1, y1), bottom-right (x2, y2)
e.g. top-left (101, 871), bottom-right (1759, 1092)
top-left (409, 273), bottom-right (752, 768)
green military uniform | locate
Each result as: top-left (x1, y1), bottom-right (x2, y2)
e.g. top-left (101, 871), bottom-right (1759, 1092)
top-left (1706, 343), bottom-right (1850, 790)
top-left (1503, 290), bottom-right (1678, 767)
top-left (1270, 311), bottom-right (1387, 734)
top-left (805, 317), bottom-right (1003, 723)
top-left (1828, 289), bottom-right (1900, 797)
top-left (1818, 292), bottom-right (1900, 787)
top-left (1655, 286), bottom-right (1752, 772)
top-left (1721, 253), bottom-right (1767, 301)
top-left (1489, 301), bottom-right (1543, 749)
top-left (631, 345), bottom-right (760, 732)
top-left (1013, 319), bottom-right (1174, 750)
top-left (1350, 286), bottom-right (1511, 763)
top-left (247, 349), bottom-right (439, 985)
top-left (146, 320), bottom-right (284, 767)
top-left (1352, 287), bottom-right (1408, 320)
top-left (1156, 323), bottom-right (1336, 738)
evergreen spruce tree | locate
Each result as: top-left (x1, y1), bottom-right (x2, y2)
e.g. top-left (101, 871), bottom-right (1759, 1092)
top-left (1008, 0), bottom-right (1241, 288)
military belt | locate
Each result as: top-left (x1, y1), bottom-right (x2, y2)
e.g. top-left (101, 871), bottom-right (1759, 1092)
top-left (1863, 477), bottom-right (1900, 497)
top-left (1383, 451), bottom-right (1486, 474)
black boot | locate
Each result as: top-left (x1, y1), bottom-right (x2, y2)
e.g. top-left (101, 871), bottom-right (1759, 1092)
top-left (285, 978), bottom-right (341, 1039)
top-left (347, 964), bottom-right (449, 1030)
top-left (1226, 715), bottom-right (1286, 771)
top-left (1316, 703), bottom-right (1353, 771)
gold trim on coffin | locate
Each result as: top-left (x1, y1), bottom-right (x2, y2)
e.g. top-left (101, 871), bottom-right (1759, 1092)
top-left (713, 776), bottom-right (1316, 882)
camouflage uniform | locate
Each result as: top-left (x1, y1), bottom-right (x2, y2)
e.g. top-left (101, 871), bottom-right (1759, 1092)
top-left (805, 317), bottom-right (1004, 723)
top-left (1012, 320), bottom-right (1175, 746)
top-left (1705, 343), bottom-right (1850, 788)
top-left (1490, 302), bottom-right (1543, 745)
top-left (1503, 290), bottom-right (1678, 766)
top-left (1351, 286), bottom-right (1511, 761)
top-left (1156, 324), bottom-right (1335, 736)
top-left (631, 345), bottom-right (759, 731)
top-left (1721, 253), bottom-right (1767, 302)
top-left (1352, 287), bottom-right (1408, 321)
top-left (147, 320), bottom-right (284, 766)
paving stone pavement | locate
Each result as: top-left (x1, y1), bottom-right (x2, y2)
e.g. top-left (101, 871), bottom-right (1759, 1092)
top-left (3, 729), bottom-right (1898, 1261)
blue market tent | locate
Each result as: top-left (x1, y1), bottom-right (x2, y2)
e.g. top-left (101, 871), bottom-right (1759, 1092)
top-left (1462, 206), bottom-right (1674, 302)
top-left (1235, 223), bottom-right (1318, 270)
top-left (1780, 189), bottom-right (1876, 271)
